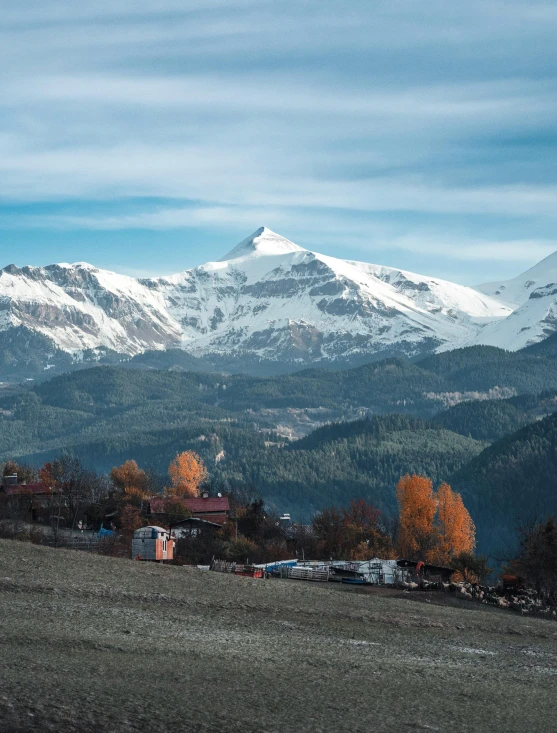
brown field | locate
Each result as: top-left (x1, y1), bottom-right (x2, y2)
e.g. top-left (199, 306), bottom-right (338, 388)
top-left (1, 539), bottom-right (556, 732)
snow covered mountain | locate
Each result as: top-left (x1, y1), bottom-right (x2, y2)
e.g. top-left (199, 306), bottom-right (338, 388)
top-left (0, 262), bottom-right (180, 355)
top-left (0, 226), bottom-right (554, 376)
top-left (474, 251), bottom-right (557, 350)
top-left (142, 227), bottom-right (509, 364)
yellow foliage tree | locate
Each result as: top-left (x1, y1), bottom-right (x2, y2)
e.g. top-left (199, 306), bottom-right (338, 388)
top-left (436, 482), bottom-right (476, 564)
top-left (396, 474), bottom-right (476, 566)
top-left (396, 474), bottom-right (439, 561)
top-left (167, 451), bottom-right (208, 498)
top-left (110, 460), bottom-right (151, 504)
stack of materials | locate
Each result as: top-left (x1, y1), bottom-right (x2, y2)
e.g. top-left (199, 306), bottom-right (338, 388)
top-left (211, 559), bottom-right (264, 578)
top-left (281, 566), bottom-right (329, 582)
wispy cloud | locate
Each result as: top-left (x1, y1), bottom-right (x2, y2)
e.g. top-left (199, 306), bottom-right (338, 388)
top-left (372, 236), bottom-right (557, 264)
top-left (0, 0), bottom-right (556, 281)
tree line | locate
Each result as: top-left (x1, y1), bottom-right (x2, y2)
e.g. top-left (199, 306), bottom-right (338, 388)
top-left (2, 451), bottom-right (556, 597)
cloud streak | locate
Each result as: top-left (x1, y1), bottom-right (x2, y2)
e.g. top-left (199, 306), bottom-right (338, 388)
top-left (0, 0), bottom-right (556, 281)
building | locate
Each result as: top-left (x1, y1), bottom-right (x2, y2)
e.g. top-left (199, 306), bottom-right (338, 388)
top-left (0, 475), bottom-right (58, 522)
top-left (182, 493), bottom-right (231, 525)
top-left (396, 559), bottom-right (455, 584)
top-left (171, 516), bottom-right (223, 538)
top-left (327, 558), bottom-right (456, 585)
top-left (150, 492), bottom-right (231, 526)
top-left (132, 526), bottom-right (174, 561)
top-left (329, 558), bottom-right (400, 584)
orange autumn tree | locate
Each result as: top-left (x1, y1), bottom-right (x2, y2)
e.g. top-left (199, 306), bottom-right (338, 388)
top-left (436, 482), bottom-right (475, 565)
top-left (110, 460), bottom-right (151, 504)
top-left (38, 461), bottom-right (55, 487)
top-left (166, 451), bottom-right (208, 498)
top-left (396, 474), bottom-right (476, 565)
top-left (396, 474), bottom-right (439, 562)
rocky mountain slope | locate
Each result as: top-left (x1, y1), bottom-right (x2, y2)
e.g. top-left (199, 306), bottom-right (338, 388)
top-left (475, 250), bottom-right (557, 351)
top-left (1, 227), bottom-right (555, 376)
top-left (145, 228), bottom-right (509, 366)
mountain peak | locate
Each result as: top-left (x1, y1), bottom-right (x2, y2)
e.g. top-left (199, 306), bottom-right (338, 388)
top-left (219, 227), bottom-right (305, 262)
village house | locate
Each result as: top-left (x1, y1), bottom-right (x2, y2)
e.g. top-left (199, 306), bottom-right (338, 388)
top-left (0, 474), bottom-right (58, 522)
top-left (149, 491), bottom-right (231, 526)
top-left (171, 516), bottom-right (223, 538)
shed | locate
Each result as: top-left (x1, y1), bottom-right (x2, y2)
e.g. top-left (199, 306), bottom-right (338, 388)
top-left (396, 559), bottom-right (455, 584)
top-left (329, 558), bottom-right (399, 585)
top-left (0, 482), bottom-right (58, 522)
top-left (357, 559), bottom-right (399, 585)
top-left (132, 526), bottom-right (174, 562)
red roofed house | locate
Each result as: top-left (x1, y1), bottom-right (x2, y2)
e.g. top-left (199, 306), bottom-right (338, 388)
top-left (150, 491), bottom-right (231, 526)
top-left (0, 474), bottom-right (58, 522)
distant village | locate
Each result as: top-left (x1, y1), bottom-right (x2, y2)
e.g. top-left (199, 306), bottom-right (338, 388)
top-left (1, 450), bottom-right (556, 620)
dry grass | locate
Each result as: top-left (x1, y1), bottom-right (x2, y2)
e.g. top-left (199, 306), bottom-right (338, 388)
top-left (1, 539), bottom-right (557, 732)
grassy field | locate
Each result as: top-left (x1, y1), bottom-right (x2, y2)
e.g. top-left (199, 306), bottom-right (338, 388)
top-left (1, 541), bottom-right (556, 732)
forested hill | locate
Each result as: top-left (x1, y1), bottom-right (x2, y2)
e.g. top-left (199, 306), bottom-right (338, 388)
top-left (451, 411), bottom-right (557, 558)
top-left (5, 339), bottom-right (557, 418)
top-left (414, 345), bottom-right (557, 394)
top-left (221, 415), bottom-right (485, 518)
top-left (2, 341), bottom-right (557, 557)
top-left (12, 414), bottom-right (485, 523)
top-left (133, 343), bottom-right (557, 412)
top-left (431, 391), bottom-right (557, 441)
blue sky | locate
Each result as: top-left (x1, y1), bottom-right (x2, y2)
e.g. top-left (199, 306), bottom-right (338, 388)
top-left (1, 1), bottom-right (556, 284)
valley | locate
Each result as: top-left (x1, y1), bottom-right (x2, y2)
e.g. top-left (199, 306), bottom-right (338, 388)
top-left (2, 336), bottom-right (557, 557)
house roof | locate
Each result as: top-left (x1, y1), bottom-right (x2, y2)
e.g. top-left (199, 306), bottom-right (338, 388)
top-left (172, 517), bottom-right (223, 529)
top-left (184, 496), bottom-right (230, 514)
top-left (150, 495), bottom-right (230, 515)
top-left (1, 483), bottom-right (54, 496)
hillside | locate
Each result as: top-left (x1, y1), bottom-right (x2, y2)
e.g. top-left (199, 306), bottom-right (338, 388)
top-left (451, 412), bottom-right (557, 557)
top-left (5, 409), bottom-right (485, 521)
top-left (214, 415), bottom-right (485, 517)
top-left (4, 354), bottom-right (557, 555)
top-left (432, 391), bottom-right (557, 441)
top-left (1, 540), bottom-right (556, 733)
top-left (3, 358), bottom-right (557, 552)
top-left (414, 344), bottom-right (557, 395)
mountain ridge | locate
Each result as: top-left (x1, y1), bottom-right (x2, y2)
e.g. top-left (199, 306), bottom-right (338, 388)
top-left (1, 227), bottom-right (555, 377)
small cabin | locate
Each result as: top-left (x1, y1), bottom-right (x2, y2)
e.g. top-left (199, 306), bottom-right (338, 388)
top-left (132, 526), bottom-right (174, 562)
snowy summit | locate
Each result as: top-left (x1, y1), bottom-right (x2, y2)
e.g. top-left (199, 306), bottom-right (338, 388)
top-left (0, 227), bottom-right (556, 368)
top-left (219, 227), bottom-right (306, 261)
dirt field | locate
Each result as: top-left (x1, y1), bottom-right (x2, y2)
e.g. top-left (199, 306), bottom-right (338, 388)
top-left (1, 541), bottom-right (556, 732)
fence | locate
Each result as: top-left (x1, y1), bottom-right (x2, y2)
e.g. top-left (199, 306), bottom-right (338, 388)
top-left (41, 534), bottom-right (100, 552)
